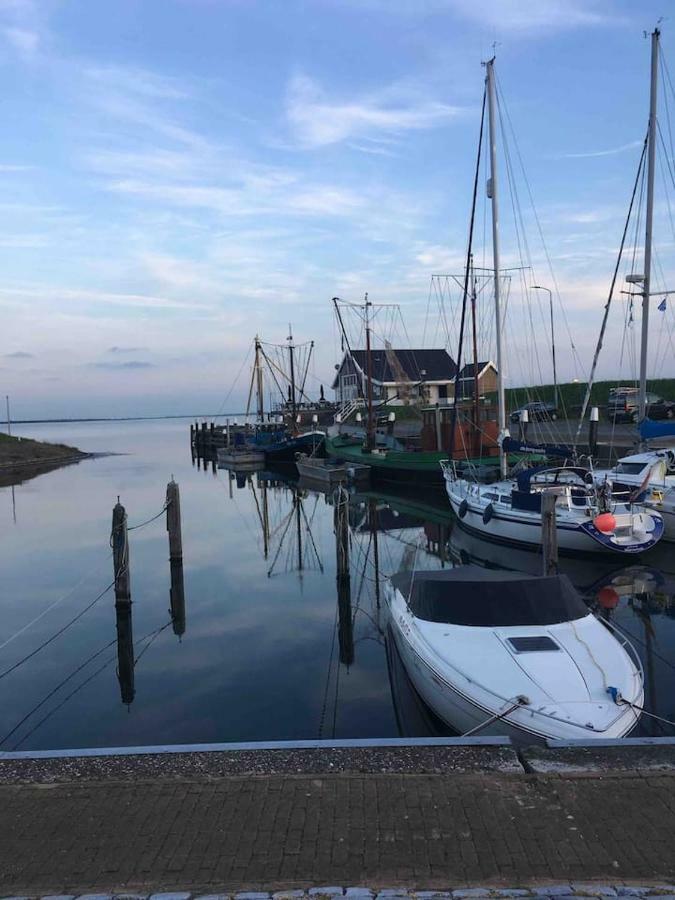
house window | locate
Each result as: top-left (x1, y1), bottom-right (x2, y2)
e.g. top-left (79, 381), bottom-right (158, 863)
top-left (341, 374), bottom-right (357, 388)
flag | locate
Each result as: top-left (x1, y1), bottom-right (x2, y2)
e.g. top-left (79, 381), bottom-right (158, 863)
top-left (658, 297), bottom-right (667, 312)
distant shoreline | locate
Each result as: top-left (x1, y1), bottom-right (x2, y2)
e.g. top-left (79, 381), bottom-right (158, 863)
top-left (5, 413), bottom-right (248, 425)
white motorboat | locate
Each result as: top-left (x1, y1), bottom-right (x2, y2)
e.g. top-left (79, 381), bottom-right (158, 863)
top-left (386, 565), bottom-right (644, 742)
top-left (594, 450), bottom-right (675, 542)
top-left (442, 462), bottom-right (664, 555)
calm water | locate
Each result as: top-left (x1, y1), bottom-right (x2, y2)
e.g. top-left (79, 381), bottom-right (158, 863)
top-left (1, 419), bottom-right (675, 751)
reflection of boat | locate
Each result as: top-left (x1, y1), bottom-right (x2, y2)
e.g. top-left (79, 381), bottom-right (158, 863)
top-left (385, 626), bottom-right (456, 738)
top-left (386, 566), bottom-right (643, 742)
top-left (296, 454), bottom-right (370, 488)
top-left (217, 447), bottom-right (265, 469)
top-left (449, 524), bottom-right (638, 592)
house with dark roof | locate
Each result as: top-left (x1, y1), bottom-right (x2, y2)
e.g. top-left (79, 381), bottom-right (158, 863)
top-left (456, 360), bottom-right (498, 399)
top-left (332, 348), bottom-right (458, 405)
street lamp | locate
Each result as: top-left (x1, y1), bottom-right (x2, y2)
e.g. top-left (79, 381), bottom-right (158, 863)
top-left (532, 285), bottom-right (558, 411)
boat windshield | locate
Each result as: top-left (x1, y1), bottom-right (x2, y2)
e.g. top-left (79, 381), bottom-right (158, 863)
top-left (391, 569), bottom-right (588, 627)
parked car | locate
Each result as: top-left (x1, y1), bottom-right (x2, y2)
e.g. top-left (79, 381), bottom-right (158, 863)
top-left (607, 387), bottom-right (675, 422)
top-left (509, 400), bottom-right (559, 423)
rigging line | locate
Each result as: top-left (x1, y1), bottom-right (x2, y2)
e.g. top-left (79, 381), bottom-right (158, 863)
top-left (576, 134), bottom-right (648, 439)
top-left (0, 579), bottom-right (115, 682)
top-left (299, 499), bottom-right (324, 572)
top-left (213, 342), bottom-right (253, 419)
top-left (495, 75), bottom-right (584, 376)
top-left (450, 84), bottom-right (486, 458)
top-left (318, 601), bottom-right (339, 739)
top-left (422, 279), bottom-right (433, 348)
top-left (0, 552), bottom-right (113, 653)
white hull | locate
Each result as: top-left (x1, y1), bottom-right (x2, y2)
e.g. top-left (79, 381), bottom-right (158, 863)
top-left (387, 578), bottom-right (643, 743)
top-left (444, 471), bottom-right (663, 556)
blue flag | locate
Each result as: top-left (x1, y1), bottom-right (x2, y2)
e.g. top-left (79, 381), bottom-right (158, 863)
top-left (658, 297), bottom-right (667, 311)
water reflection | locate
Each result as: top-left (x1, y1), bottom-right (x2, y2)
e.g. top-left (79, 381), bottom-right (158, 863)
top-left (0, 421), bottom-right (674, 750)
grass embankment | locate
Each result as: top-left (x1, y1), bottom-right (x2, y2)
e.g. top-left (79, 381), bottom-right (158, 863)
top-left (0, 431), bottom-right (88, 468)
top-left (493, 378), bottom-right (675, 414)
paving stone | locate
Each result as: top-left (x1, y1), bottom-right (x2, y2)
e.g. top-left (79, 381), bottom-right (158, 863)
top-left (234, 895), bottom-right (269, 900)
top-left (345, 892), bottom-right (373, 899)
top-left (195, 896), bottom-right (230, 900)
top-left (272, 893), bottom-right (305, 900)
top-left (453, 892), bottom-right (491, 899)
top-left (571, 887), bottom-right (617, 897)
top-left (309, 892), bottom-right (343, 898)
top-left (494, 893), bottom-right (532, 897)
top-left (616, 891), bottom-right (651, 897)
top-left (42, 896), bottom-right (76, 900)
top-left (149, 895), bottom-right (192, 900)
top-left (77, 895), bottom-right (113, 900)
top-left (539, 890), bottom-right (573, 898)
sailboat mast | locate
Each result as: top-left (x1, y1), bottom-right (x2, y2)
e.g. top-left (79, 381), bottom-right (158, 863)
top-left (470, 257), bottom-right (481, 452)
top-left (486, 58), bottom-right (507, 476)
top-left (639, 27), bottom-right (659, 423)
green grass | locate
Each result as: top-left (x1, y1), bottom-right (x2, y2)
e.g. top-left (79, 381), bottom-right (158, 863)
top-left (0, 431), bottom-right (85, 465)
top-left (487, 378), bottom-right (675, 415)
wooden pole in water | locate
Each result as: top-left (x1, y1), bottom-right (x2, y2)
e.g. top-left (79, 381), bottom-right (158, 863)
top-left (115, 599), bottom-right (135, 705)
top-left (541, 492), bottom-right (559, 576)
top-left (166, 479), bottom-right (183, 561)
top-left (112, 499), bottom-right (130, 604)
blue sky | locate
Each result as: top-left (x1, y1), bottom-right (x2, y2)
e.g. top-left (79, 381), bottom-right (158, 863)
top-left (1, 0), bottom-right (674, 418)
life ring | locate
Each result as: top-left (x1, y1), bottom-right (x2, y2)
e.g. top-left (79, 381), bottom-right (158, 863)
top-left (482, 503), bottom-right (494, 525)
top-left (458, 499), bottom-right (468, 519)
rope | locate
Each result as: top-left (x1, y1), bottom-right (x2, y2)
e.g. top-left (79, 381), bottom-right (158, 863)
top-left (462, 696), bottom-right (528, 737)
top-left (0, 552), bottom-right (113, 653)
top-left (0, 580), bottom-right (115, 682)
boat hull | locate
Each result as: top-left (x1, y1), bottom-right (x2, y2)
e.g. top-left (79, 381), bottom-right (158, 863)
top-left (386, 581), bottom-right (642, 743)
top-left (264, 431), bottom-right (325, 462)
top-left (445, 477), bottom-right (663, 556)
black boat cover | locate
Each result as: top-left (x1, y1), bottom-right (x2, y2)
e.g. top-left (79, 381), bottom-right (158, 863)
top-left (390, 565), bottom-right (588, 627)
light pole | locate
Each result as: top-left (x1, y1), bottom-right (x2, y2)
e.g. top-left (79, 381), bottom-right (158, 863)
top-left (532, 285), bottom-right (558, 411)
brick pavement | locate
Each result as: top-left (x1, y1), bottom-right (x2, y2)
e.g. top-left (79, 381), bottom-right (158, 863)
top-left (1, 771), bottom-right (675, 894)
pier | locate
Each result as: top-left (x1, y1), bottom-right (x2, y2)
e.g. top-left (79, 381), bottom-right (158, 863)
top-left (2, 738), bottom-right (675, 894)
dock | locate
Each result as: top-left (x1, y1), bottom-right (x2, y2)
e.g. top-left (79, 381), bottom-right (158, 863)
top-left (2, 738), bottom-right (675, 894)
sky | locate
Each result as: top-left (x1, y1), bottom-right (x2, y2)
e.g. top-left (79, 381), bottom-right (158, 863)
top-left (1, 0), bottom-right (675, 419)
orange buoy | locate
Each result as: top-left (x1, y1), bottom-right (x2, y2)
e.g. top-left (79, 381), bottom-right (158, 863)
top-left (594, 512), bottom-right (616, 533)
top-left (598, 586), bottom-right (620, 610)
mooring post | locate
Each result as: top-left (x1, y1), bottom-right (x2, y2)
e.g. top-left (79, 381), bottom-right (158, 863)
top-left (541, 491), bottom-right (559, 576)
top-left (589, 406), bottom-right (599, 459)
top-left (111, 499), bottom-right (130, 604)
top-left (166, 478), bottom-right (183, 561)
top-left (115, 600), bottom-right (135, 705)
top-left (334, 488), bottom-right (353, 666)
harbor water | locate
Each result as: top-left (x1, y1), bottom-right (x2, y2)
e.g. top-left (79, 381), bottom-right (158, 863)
top-left (1, 419), bottom-right (675, 751)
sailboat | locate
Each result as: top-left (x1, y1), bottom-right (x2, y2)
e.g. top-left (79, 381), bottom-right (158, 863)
top-left (442, 56), bottom-right (664, 556)
top-left (587, 29), bottom-right (675, 542)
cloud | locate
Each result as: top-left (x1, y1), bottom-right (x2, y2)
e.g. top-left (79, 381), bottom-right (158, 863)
top-left (90, 360), bottom-right (154, 370)
top-left (4, 350), bottom-right (33, 358)
top-left (554, 139), bottom-right (644, 159)
top-left (107, 346), bottom-right (148, 354)
top-left (3, 24), bottom-right (37, 57)
top-left (414, 0), bottom-right (619, 32)
top-left (285, 73), bottom-right (462, 149)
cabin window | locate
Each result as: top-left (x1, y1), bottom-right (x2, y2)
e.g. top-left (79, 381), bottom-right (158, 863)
top-left (507, 636), bottom-right (560, 653)
top-left (341, 374), bottom-right (357, 388)
top-left (615, 462), bottom-right (648, 475)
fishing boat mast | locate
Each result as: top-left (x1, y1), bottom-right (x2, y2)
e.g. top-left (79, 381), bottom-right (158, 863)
top-left (287, 326), bottom-right (297, 426)
top-left (254, 335), bottom-right (264, 422)
top-left (638, 27), bottom-right (659, 424)
top-left (485, 57), bottom-right (508, 477)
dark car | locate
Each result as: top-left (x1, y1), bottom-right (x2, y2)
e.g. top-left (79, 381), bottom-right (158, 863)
top-left (509, 400), bottom-right (559, 424)
top-left (607, 387), bottom-right (675, 422)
